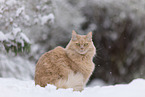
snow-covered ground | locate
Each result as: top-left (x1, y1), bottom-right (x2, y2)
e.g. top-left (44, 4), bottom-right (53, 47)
top-left (0, 78), bottom-right (145, 97)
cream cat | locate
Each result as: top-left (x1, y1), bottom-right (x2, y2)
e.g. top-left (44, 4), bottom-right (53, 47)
top-left (35, 30), bottom-right (96, 91)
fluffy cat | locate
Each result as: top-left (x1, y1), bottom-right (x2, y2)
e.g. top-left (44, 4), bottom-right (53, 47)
top-left (35, 30), bottom-right (96, 91)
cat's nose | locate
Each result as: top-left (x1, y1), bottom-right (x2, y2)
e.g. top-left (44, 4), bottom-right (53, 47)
top-left (80, 46), bottom-right (84, 50)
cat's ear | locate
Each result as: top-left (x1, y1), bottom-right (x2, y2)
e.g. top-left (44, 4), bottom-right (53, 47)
top-left (87, 32), bottom-right (92, 41)
top-left (72, 30), bottom-right (77, 41)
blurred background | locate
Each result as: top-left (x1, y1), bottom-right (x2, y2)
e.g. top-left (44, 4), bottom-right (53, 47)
top-left (0, 0), bottom-right (145, 86)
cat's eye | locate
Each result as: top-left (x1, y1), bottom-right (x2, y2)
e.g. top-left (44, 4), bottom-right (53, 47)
top-left (84, 43), bottom-right (88, 46)
top-left (76, 43), bottom-right (80, 46)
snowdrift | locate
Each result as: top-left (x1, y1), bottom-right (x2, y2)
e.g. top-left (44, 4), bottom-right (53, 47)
top-left (0, 78), bottom-right (145, 97)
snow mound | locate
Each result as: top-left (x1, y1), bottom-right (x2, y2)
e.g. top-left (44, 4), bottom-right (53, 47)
top-left (0, 78), bottom-right (145, 97)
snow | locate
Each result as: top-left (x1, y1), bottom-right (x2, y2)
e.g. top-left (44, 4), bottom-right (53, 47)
top-left (20, 33), bottom-right (31, 43)
top-left (0, 0), bottom-right (5, 3)
top-left (0, 31), bottom-right (7, 41)
top-left (0, 78), bottom-right (145, 97)
top-left (0, 27), bottom-right (31, 48)
top-left (40, 13), bottom-right (55, 25)
top-left (0, 0), bottom-right (54, 80)
top-left (6, 0), bottom-right (16, 6)
top-left (88, 79), bottom-right (107, 87)
top-left (0, 54), bottom-right (34, 80)
top-left (16, 6), bottom-right (25, 17)
top-left (5, 33), bottom-right (14, 40)
top-left (12, 27), bottom-right (21, 36)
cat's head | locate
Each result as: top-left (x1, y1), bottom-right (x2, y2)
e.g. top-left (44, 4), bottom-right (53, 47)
top-left (69, 30), bottom-right (94, 55)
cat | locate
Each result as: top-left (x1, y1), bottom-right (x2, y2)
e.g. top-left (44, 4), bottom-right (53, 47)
top-left (35, 30), bottom-right (96, 91)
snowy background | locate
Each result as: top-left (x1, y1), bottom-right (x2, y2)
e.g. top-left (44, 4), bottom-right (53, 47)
top-left (0, 0), bottom-right (145, 95)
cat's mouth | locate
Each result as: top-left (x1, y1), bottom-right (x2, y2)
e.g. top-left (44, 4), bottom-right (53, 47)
top-left (80, 50), bottom-right (84, 52)
top-left (78, 50), bottom-right (87, 55)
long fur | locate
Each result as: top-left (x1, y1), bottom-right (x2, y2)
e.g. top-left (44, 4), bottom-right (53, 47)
top-left (35, 31), bottom-right (96, 91)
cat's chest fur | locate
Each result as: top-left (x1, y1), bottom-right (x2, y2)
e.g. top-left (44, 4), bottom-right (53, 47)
top-left (65, 50), bottom-right (95, 77)
top-left (54, 47), bottom-right (94, 90)
top-left (53, 46), bottom-right (94, 74)
top-left (50, 46), bottom-right (94, 78)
